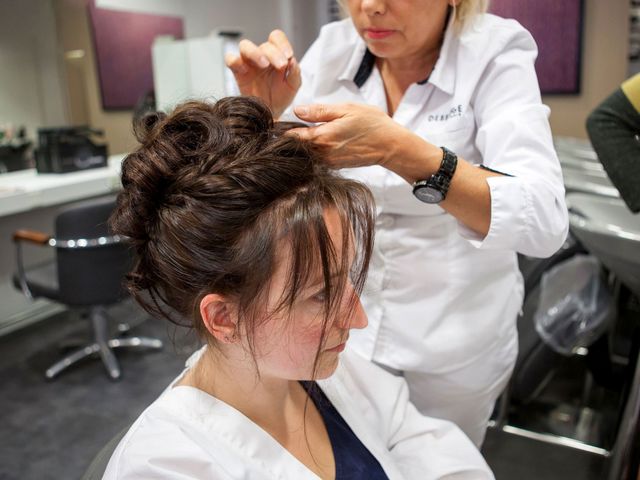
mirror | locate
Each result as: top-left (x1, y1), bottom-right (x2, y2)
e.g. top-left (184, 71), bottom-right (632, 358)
top-left (0, 0), bottom-right (330, 174)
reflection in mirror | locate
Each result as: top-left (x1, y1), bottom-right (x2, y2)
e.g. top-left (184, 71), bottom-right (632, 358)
top-left (0, 0), bottom-right (66, 173)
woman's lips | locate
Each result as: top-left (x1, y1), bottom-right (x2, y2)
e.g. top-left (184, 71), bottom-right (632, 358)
top-left (365, 29), bottom-right (395, 40)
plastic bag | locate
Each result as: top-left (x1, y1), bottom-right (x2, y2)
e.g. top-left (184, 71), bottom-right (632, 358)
top-left (534, 254), bottom-right (612, 356)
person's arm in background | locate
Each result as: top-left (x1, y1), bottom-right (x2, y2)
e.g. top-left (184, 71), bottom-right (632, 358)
top-left (586, 73), bottom-right (640, 213)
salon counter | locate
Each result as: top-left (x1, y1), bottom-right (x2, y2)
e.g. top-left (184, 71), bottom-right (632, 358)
top-left (0, 154), bottom-right (125, 217)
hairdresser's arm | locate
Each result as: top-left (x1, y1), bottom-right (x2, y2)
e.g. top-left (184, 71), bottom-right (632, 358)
top-left (225, 29), bottom-right (301, 118)
top-left (291, 103), bottom-right (500, 238)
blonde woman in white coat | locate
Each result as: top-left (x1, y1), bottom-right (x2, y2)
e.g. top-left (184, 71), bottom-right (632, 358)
top-left (226, 0), bottom-right (569, 446)
top-left (102, 97), bottom-right (492, 479)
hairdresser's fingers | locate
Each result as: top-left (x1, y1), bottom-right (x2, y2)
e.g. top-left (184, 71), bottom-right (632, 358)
top-left (224, 53), bottom-right (250, 76)
top-left (238, 39), bottom-right (270, 69)
top-left (268, 29), bottom-right (294, 59)
top-left (224, 52), bottom-right (259, 96)
top-left (294, 104), bottom-right (348, 123)
top-left (287, 126), bottom-right (317, 141)
top-left (259, 41), bottom-right (289, 70)
top-left (285, 57), bottom-right (302, 91)
top-left (287, 121), bottom-right (340, 145)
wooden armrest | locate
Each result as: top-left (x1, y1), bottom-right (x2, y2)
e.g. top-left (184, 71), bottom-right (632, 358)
top-left (13, 229), bottom-right (51, 245)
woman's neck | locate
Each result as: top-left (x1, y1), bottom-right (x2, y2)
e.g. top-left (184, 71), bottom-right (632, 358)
top-left (180, 347), bottom-right (300, 425)
top-left (376, 14), bottom-right (447, 110)
top-left (379, 46), bottom-right (440, 87)
top-left (378, 47), bottom-right (440, 115)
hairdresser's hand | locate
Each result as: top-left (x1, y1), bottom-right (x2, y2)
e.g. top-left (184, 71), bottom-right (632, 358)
top-left (290, 103), bottom-right (416, 171)
top-left (225, 30), bottom-right (301, 119)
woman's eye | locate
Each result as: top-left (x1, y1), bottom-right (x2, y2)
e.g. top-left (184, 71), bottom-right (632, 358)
top-left (311, 290), bottom-right (326, 303)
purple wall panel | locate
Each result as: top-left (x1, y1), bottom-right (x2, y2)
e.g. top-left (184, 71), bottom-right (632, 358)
top-left (490, 0), bottom-right (584, 94)
top-left (88, 1), bottom-right (184, 109)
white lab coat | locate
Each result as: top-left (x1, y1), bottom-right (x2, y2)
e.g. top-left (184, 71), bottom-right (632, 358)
top-left (282, 14), bottom-right (568, 445)
top-left (103, 347), bottom-right (493, 479)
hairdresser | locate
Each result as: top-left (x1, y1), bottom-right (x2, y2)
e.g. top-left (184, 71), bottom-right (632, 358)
top-left (226, 0), bottom-right (568, 446)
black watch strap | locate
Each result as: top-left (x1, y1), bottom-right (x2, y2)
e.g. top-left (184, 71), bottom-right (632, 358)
top-left (412, 146), bottom-right (458, 203)
top-left (435, 146), bottom-right (457, 180)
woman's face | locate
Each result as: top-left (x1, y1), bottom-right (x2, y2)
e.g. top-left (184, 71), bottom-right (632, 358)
top-left (249, 208), bottom-right (368, 381)
top-left (347, 0), bottom-right (451, 60)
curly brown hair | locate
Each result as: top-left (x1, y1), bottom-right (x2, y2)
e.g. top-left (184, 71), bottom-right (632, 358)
top-left (110, 96), bottom-right (375, 372)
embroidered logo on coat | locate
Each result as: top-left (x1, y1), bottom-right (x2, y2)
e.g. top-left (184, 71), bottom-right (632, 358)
top-left (427, 105), bottom-right (464, 122)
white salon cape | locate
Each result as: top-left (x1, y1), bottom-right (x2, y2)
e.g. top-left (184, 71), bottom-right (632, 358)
top-left (103, 347), bottom-right (493, 479)
top-left (282, 14), bottom-right (568, 444)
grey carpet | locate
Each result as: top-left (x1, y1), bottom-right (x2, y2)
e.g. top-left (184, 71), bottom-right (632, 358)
top-left (0, 300), bottom-right (199, 480)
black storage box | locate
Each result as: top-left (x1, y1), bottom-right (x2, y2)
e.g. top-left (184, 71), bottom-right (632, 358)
top-left (0, 141), bottom-right (32, 172)
top-left (35, 127), bottom-right (108, 174)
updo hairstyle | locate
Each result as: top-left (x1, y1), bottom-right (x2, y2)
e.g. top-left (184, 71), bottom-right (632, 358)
top-left (110, 96), bottom-right (375, 356)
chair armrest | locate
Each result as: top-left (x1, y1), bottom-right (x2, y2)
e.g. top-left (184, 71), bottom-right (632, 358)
top-left (13, 229), bottom-right (51, 245)
top-left (13, 230), bottom-right (51, 300)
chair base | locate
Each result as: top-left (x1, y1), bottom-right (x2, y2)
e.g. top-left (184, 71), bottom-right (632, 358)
top-left (45, 306), bottom-right (163, 380)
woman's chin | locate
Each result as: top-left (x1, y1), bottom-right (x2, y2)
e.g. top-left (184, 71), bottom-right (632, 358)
top-left (314, 357), bottom-right (341, 380)
top-left (364, 42), bottom-right (399, 60)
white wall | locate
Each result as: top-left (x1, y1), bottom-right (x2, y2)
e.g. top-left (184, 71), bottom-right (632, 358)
top-left (0, 0), bottom-right (328, 149)
top-left (96, 0), bottom-right (322, 57)
top-left (278, 0), bottom-right (332, 57)
top-left (0, 0), bottom-right (67, 140)
top-left (96, 0), bottom-right (282, 43)
top-left (56, 0), bottom-right (288, 154)
top-left (288, 0), bottom-right (325, 56)
top-left (184, 0), bottom-right (281, 41)
top-left (544, 0), bottom-right (630, 138)
top-left (95, 0), bottom-right (186, 17)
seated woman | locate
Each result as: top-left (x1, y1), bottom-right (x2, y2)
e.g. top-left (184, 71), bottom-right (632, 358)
top-left (103, 96), bottom-right (493, 479)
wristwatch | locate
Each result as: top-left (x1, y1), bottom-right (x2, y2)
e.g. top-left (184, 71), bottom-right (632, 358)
top-left (412, 146), bottom-right (458, 204)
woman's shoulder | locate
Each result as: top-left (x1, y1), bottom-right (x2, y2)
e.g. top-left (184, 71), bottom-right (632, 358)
top-left (468, 13), bottom-right (532, 36)
top-left (459, 13), bottom-right (537, 55)
top-left (102, 387), bottom-right (231, 478)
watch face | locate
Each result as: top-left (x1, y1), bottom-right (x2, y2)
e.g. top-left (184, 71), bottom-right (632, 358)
top-left (414, 186), bottom-right (443, 204)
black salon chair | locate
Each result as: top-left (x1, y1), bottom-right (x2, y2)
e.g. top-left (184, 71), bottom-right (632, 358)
top-left (510, 235), bottom-right (590, 404)
top-left (12, 195), bottom-right (162, 380)
top-left (80, 425), bottom-right (128, 479)
top-left (492, 234), bottom-right (600, 423)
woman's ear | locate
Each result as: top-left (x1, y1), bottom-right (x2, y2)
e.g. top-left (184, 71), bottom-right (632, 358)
top-left (200, 293), bottom-right (239, 344)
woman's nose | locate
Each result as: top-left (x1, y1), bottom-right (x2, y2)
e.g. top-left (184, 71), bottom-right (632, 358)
top-left (337, 288), bottom-right (368, 330)
top-left (349, 296), bottom-right (368, 330)
top-left (361, 0), bottom-right (387, 16)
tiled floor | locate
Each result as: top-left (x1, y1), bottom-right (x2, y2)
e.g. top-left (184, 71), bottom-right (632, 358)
top-left (0, 301), bottom-right (608, 480)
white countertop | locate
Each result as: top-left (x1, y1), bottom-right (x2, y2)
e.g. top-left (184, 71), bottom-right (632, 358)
top-left (0, 154), bottom-right (126, 217)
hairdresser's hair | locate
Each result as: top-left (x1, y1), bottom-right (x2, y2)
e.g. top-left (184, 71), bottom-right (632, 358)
top-left (454, 0), bottom-right (489, 30)
top-left (110, 96), bottom-right (375, 374)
